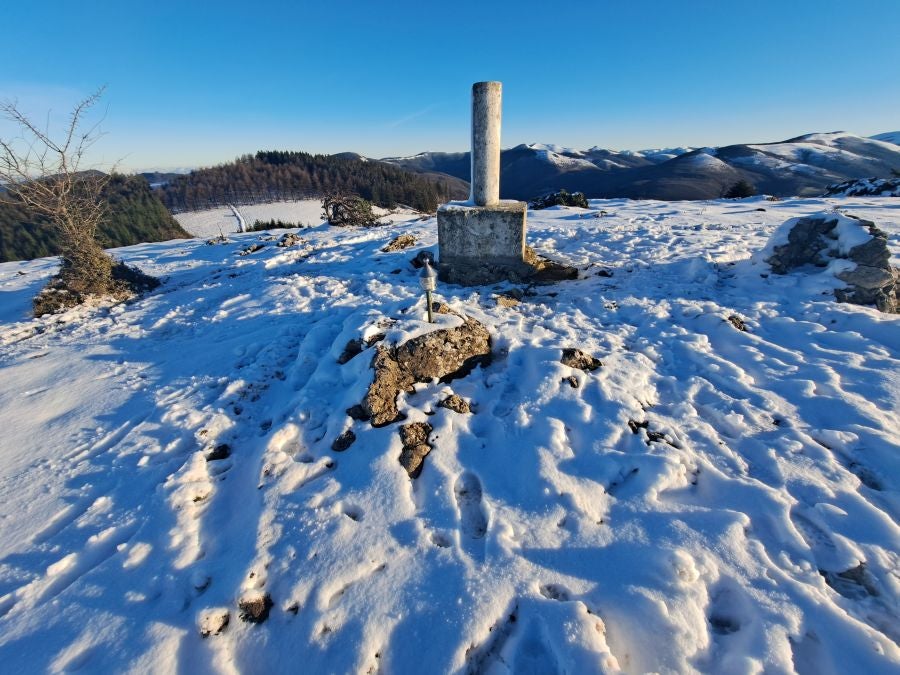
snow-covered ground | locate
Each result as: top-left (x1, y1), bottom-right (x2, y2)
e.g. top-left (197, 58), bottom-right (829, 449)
top-left (0, 197), bottom-right (898, 674)
top-left (175, 200), bottom-right (404, 239)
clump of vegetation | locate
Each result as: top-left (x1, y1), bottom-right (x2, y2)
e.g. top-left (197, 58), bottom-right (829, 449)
top-left (530, 189), bottom-right (590, 210)
top-left (322, 194), bottom-right (381, 227)
top-left (0, 88), bottom-right (161, 316)
top-left (248, 219), bottom-right (307, 232)
top-left (723, 180), bottom-right (756, 199)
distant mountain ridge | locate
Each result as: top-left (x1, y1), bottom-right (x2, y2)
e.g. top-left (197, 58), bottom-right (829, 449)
top-left (381, 131), bottom-right (900, 201)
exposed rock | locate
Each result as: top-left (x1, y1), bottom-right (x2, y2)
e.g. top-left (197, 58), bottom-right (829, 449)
top-left (524, 246), bottom-right (579, 282)
top-left (205, 443), bottom-right (231, 461)
top-left (346, 404), bottom-right (369, 421)
top-left (560, 348), bottom-right (602, 372)
top-left (238, 593), bottom-right (274, 624)
top-left (238, 243), bottom-right (265, 256)
top-left (206, 234), bottom-right (230, 245)
top-left (398, 422), bottom-right (433, 478)
top-left (496, 288), bottom-right (523, 308)
top-left (383, 234), bottom-right (417, 252)
top-left (410, 250), bottom-right (436, 269)
top-left (363, 305), bottom-right (491, 426)
top-left (338, 333), bottom-right (386, 364)
top-left (563, 375), bottom-right (580, 389)
top-left (438, 394), bottom-right (471, 414)
top-left (727, 315), bottom-right (748, 332)
top-left (277, 232), bottom-right (303, 247)
top-left (627, 419), bottom-right (648, 434)
top-left (765, 213), bottom-right (898, 312)
top-left (331, 429), bottom-right (356, 452)
top-left (337, 338), bottom-right (364, 364)
top-left (199, 609), bottom-right (230, 637)
top-left (824, 177), bottom-right (900, 197)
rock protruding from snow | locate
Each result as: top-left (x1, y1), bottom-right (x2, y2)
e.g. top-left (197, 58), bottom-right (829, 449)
top-left (238, 593), bottom-right (273, 624)
top-left (824, 177), bottom-right (900, 197)
top-left (560, 348), bottom-right (602, 372)
top-left (199, 609), bottom-right (230, 637)
top-left (382, 234), bottom-right (417, 252)
top-left (438, 394), bottom-right (471, 414)
top-left (362, 304), bottom-right (491, 426)
top-left (398, 422), bottom-right (433, 478)
top-left (277, 232), bottom-right (303, 247)
top-left (765, 213), bottom-right (898, 312)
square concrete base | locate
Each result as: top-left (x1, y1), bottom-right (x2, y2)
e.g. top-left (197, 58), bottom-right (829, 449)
top-left (437, 200), bottom-right (532, 285)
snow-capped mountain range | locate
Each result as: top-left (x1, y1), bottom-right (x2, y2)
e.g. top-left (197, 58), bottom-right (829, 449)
top-left (382, 132), bottom-right (900, 200)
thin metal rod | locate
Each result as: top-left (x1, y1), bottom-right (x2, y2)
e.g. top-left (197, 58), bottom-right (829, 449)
top-left (426, 290), bottom-right (433, 323)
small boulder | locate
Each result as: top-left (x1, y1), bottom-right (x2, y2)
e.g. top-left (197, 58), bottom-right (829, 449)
top-left (496, 290), bottom-right (522, 308)
top-left (383, 234), bottom-right (417, 252)
top-left (331, 429), bottom-right (356, 452)
top-left (398, 422), bottom-right (433, 478)
top-left (238, 593), bottom-right (274, 624)
top-left (560, 348), bottom-right (602, 372)
top-left (238, 243), bottom-right (265, 256)
top-left (199, 609), bottom-right (230, 637)
top-left (438, 394), bottom-right (471, 414)
top-left (727, 315), bottom-right (748, 332)
top-left (410, 250), bottom-right (436, 269)
top-left (277, 232), bottom-right (303, 248)
top-left (205, 443), bottom-right (231, 461)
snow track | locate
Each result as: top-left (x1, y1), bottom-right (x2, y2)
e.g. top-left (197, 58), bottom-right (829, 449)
top-left (0, 197), bottom-right (897, 673)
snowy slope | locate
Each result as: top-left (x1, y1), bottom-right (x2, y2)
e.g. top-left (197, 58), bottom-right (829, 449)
top-left (871, 132), bottom-right (900, 146)
top-left (0, 198), bottom-right (898, 673)
top-left (175, 200), bottom-right (411, 239)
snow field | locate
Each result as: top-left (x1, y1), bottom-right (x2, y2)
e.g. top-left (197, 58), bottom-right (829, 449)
top-left (175, 199), bottom-right (406, 239)
top-left (0, 196), bottom-right (897, 673)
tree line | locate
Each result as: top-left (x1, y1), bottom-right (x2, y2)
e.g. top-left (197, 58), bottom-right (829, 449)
top-left (157, 150), bottom-right (466, 213)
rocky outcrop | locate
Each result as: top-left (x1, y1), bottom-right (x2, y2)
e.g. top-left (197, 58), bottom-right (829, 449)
top-left (765, 213), bottom-right (898, 313)
top-left (824, 177), bottom-right (900, 197)
top-left (362, 305), bottom-right (491, 426)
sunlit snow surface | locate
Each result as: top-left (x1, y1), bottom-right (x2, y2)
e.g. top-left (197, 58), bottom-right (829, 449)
top-left (0, 197), bottom-right (898, 674)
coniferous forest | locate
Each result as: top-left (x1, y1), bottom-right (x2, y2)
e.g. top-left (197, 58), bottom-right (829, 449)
top-left (156, 151), bottom-right (468, 213)
top-left (0, 175), bottom-right (189, 263)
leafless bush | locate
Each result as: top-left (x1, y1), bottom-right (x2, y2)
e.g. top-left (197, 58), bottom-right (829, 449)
top-left (0, 87), bottom-right (158, 315)
top-left (322, 194), bottom-right (380, 227)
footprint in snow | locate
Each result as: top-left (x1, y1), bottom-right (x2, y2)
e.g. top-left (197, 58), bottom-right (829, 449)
top-left (454, 472), bottom-right (488, 551)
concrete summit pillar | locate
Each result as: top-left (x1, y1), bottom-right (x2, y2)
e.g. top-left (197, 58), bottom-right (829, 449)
top-left (437, 81), bottom-right (529, 285)
top-left (471, 81), bottom-right (501, 206)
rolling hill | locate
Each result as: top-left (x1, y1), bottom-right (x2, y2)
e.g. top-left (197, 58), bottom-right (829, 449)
top-left (382, 131), bottom-right (900, 201)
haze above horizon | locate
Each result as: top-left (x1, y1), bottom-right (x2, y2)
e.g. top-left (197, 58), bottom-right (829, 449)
top-left (2, 0), bottom-right (898, 172)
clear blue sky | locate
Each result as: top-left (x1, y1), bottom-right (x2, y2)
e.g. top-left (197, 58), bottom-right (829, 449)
top-left (2, 0), bottom-right (898, 171)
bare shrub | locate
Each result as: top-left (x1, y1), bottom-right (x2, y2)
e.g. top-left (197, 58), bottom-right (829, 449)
top-left (0, 87), bottom-right (158, 315)
top-left (322, 194), bottom-right (380, 227)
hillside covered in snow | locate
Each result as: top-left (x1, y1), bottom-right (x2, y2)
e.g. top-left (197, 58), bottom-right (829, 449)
top-left (0, 197), bottom-right (898, 673)
top-left (384, 132), bottom-right (900, 201)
